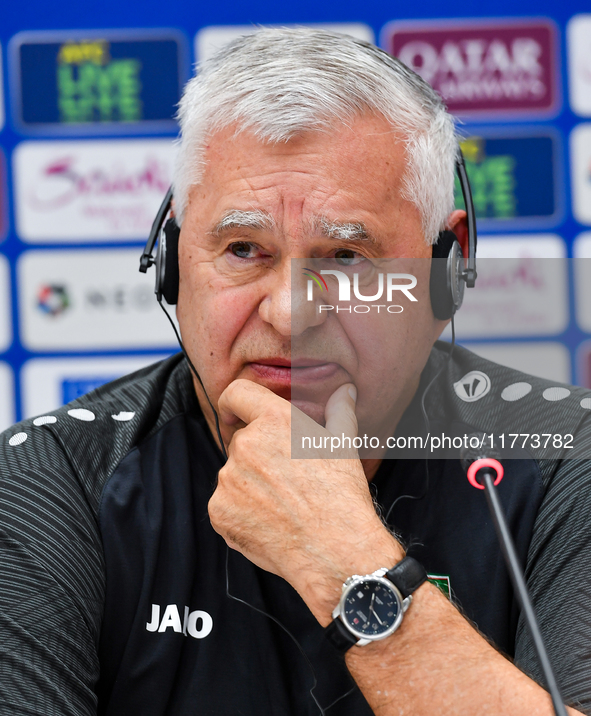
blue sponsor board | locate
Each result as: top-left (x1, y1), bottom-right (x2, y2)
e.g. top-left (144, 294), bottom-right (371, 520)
top-left (11, 30), bottom-right (186, 133)
top-left (454, 131), bottom-right (562, 229)
top-left (61, 376), bottom-right (117, 403)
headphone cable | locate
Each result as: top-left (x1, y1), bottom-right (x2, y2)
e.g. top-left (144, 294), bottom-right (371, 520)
top-left (158, 300), bottom-right (228, 461)
top-left (159, 299), bottom-right (334, 713)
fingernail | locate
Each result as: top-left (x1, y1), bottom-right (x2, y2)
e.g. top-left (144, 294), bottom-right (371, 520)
top-left (348, 385), bottom-right (357, 402)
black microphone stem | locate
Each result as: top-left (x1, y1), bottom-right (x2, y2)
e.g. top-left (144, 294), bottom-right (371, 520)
top-left (480, 470), bottom-right (568, 716)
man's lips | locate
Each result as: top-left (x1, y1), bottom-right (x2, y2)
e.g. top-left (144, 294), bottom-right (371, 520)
top-left (248, 359), bottom-right (341, 385)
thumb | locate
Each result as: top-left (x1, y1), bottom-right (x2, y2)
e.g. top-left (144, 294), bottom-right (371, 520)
top-left (324, 383), bottom-right (358, 439)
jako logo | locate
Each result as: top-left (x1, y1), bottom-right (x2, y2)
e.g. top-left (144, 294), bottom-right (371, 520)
top-left (304, 268), bottom-right (418, 314)
top-left (453, 371), bottom-right (492, 402)
top-left (146, 603), bottom-right (213, 640)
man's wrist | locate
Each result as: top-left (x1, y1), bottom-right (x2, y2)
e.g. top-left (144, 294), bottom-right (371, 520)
top-left (297, 531), bottom-right (405, 626)
top-left (325, 557), bottom-right (428, 652)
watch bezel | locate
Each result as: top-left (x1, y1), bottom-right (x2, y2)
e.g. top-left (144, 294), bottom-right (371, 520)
top-left (336, 573), bottom-right (405, 642)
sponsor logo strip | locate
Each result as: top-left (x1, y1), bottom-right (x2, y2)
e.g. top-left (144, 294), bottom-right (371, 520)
top-left (0, 363), bottom-right (14, 432)
top-left (467, 342), bottom-right (571, 384)
top-left (195, 23), bottom-right (374, 63)
top-left (0, 149), bottom-right (7, 243)
top-left (18, 248), bottom-right (178, 350)
top-left (567, 15), bottom-right (591, 117)
top-left (573, 233), bottom-right (591, 334)
top-left (21, 355), bottom-right (170, 418)
top-left (0, 254), bottom-right (11, 352)
top-left (11, 30), bottom-right (185, 132)
top-left (14, 139), bottom-right (174, 242)
top-left (384, 18), bottom-right (559, 117)
top-left (0, 45), bottom-right (4, 132)
top-left (455, 133), bottom-right (561, 228)
top-left (571, 124), bottom-right (591, 226)
top-left (450, 235), bottom-right (568, 339)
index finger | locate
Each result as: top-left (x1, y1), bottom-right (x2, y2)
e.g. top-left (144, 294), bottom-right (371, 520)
top-left (218, 379), bottom-right (287, 426)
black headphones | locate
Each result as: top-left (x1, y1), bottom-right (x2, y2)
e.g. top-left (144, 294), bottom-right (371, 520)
top-left (139, 150), bottom-right (477, 320)
top-left (430, 150), bottom-right (477, 319)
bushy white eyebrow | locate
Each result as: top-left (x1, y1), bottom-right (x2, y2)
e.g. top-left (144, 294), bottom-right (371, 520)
top-left (317, 217), bottom-right (377, 244)
top-left (212, 209), bottom-right (276, 235)
top-left (210, 210), bottom-right (377, 245)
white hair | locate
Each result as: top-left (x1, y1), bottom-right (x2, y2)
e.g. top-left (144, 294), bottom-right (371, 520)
top-left (174, 27), bottom-right (459, 244)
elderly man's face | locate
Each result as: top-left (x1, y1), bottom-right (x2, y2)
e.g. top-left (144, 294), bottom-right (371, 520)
top-left (177, 114), bottom-right (446, 439)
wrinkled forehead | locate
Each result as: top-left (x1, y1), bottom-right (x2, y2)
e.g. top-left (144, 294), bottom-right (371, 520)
top-left (184, 118), bottom-right (421, 237)
top-left (197, 116), bottom-right (409, 187)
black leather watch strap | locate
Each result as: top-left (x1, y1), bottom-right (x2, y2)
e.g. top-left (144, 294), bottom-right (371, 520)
top-left (324, 617), bottom-right (358, 653)
top-left (325, 557), bottom-right (428, 654)
top-left (385, 556), bottom-right (427, 598)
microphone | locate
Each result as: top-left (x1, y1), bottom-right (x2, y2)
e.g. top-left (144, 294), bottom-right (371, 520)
top-left (460, 439), bottom-right (504, 490)
top-left (461, 437), bottom-right (567, 716)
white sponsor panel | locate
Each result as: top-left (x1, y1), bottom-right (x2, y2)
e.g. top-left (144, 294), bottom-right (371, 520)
top-left (0, 362), bottom-right (15, 432)
top-left (451, 235), bottom-right (568, 339)
top-left (14, 139), bottom-right (174, 242)
top-left (21, 354), bottom-right (170, 418)
top-left (0, 47), bottom-right (4, 132)
top-left (573, 232), bottom-right (591, 258)
top-left (195, 23), bottom-right (374, 62)
top-left (474, 235), bottom-right (566, 259)
top-left (573, 232), bottom-right (591, 332)
top-left (0, 254), bottom-right (11, 352)
top-left (568, 15), bottom-right (591, 117)
top-left (571, 124), bottom-right (591, 225)
top-left (465, 342), bottom-right (571, 383)
top-left (18, 249), bottom-right (179, 350)
top-left (576, 339), bottom-right (591, 388)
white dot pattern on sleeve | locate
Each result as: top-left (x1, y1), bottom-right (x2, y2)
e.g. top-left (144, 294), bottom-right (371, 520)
top-left (112, 412), bottom-right (135, 422)
top-left (67, 409), bottom-right (96, 422)
top-left (542, 387), bottom-right (571, 402)
top-left (8, 432), bottom-right (28, 446)
top-left (501, 382), bottom-right (532, 402)
top-left (33, 415), bottom-right (57, 426)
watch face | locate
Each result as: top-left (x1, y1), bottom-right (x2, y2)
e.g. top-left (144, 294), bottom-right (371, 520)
top-left (342, 578), bottom-right (402, 639)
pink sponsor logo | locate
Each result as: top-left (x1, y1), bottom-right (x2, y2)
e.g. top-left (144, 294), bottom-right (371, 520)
top-left (383, 19), bottom-right (559, 116)
top-left (29, 155), bottom-right (169, 210)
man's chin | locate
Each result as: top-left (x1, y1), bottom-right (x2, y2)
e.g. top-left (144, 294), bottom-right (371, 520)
top-left (234, 371), bottom-right (328, 424)
top-left (256, 383), bottom-right (291, 401)
top-left (290, 400), bottom-right (326, 427)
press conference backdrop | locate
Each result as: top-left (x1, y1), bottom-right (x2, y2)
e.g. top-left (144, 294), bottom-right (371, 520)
top-left (0, 0), bottom-right (590, 430)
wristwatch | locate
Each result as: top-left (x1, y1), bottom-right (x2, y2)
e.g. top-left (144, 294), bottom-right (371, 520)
top-left (325, 556), bottom-right (427, 652)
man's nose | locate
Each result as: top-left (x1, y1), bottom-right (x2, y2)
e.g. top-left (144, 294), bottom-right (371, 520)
top-left (258, 261), bottom-right (327, 337)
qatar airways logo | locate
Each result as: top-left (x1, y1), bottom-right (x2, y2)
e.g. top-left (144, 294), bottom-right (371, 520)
top-left (303, 268), bottom-right (418, 314)
top-left (386, 21), bottom-right (557, 115)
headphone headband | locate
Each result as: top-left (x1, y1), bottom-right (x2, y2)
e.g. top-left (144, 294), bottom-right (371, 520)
top-left (139, 150), bottom-right (477, 315)
top-left (139, 186), bottom-right (174, 275)
top-left (455, 150), bottom-right (477, 287)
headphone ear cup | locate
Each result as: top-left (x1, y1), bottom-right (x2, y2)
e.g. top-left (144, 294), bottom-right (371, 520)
top-left (159, 218), bottom-right (180, 305)
top-left (430, 229), bottom-right (461, 320)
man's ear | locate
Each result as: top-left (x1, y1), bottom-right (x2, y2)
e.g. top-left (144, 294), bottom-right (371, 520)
top-left (446, 209), bottom-right (469, 259)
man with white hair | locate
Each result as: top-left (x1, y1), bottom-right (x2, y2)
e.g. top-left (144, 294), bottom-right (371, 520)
top-left (1, 28), bottom-right (590, 716)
